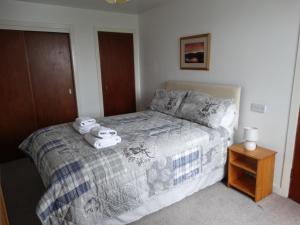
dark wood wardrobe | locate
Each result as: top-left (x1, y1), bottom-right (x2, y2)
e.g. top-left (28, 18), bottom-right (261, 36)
top-left (0, 29), bottom-right (78, 162)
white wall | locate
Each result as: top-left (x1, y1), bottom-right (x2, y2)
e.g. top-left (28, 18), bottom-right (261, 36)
top-left (139, 0), bottom-right (300, 193)
top-left (0, 0), bottom-right (139, 118)
top-left (281, 36), bottom-right (300, 196)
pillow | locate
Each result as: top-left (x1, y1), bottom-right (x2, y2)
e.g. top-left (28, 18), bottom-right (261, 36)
top-left (220, 103), bottom-right (237, 130)
top-left (176, 91), bottom-right (234, 128)
top-left (150, 89), bottom-right (187, 116)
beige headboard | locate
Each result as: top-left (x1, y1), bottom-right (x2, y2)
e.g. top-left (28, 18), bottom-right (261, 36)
top-left (165, 80), bottom-right (241, 129)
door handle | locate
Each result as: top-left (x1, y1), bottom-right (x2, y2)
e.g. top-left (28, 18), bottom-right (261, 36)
top-left (68, 88), bottom-right (73, 95)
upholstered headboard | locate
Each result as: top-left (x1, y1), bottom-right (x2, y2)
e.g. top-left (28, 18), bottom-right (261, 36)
top-left (164, 80), bottom-right (241, 129)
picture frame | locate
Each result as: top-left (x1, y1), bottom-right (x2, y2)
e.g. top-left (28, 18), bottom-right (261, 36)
top-left (180, 33), bottom-right (211, 70)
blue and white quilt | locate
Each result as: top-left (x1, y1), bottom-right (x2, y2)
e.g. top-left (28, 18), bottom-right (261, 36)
top-left (20, 110), bottom-right (231, 225)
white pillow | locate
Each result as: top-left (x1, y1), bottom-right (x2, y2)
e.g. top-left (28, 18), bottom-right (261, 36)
top-left (176, 91), bottom-right (234, 128)
top-left (220, 104), bottom-right (237, 130)
top-left (150, 89), bottom-right (187, 116)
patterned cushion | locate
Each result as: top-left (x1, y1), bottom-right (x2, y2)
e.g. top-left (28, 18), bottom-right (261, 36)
top-left (176, 91), bottom-right (234, 128)
top-left (150, 89), bottom-right (187, 116)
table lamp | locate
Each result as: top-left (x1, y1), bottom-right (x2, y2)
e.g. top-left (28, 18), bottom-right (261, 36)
top-left (243, 127), bottom-right (258, 151)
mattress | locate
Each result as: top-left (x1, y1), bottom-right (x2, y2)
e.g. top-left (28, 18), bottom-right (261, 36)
top-left (20, 110), bottom-right (232, 225)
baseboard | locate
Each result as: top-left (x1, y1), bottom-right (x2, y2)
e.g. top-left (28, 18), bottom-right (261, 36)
top-left (273, 185), bottom-right (288, 198)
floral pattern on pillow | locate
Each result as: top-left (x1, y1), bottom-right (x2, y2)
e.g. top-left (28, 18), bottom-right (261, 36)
top-left (150, 89), bottom-right (187, 116)
top-left (176, 91), bottom-right (233, 128)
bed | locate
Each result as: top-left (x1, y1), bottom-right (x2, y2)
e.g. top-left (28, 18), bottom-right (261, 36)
top-left (20, 80), bottom-right (241, 225)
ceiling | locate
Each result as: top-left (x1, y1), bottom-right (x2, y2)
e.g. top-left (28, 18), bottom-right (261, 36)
top-left (17, 0), bottom-right (171, 14)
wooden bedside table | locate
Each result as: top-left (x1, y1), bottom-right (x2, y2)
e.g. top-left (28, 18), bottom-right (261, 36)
top-left (227, 144), bottom-right (276, 202)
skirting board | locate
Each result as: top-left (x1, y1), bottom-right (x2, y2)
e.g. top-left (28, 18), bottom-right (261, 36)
top-left (273, 185), bottom-right (288, 198)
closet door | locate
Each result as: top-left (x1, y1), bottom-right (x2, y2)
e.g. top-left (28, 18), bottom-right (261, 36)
top-left (24, 31), bottom-right (78, 128)
top-left (98, 32), bottom-right (136, 116)
top-left (289, 109), bottom-right (300, 203)
top-left (0, 30), bottom-right (37, 162)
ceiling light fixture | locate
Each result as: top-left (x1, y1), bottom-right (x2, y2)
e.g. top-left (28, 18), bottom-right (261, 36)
top-left (105, 0), bottom-right (130, 4)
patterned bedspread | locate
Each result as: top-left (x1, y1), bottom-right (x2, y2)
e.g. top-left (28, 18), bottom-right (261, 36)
top-left (20, 110), bottom-right (231, 225)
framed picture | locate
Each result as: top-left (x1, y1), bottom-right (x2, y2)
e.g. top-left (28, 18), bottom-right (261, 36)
top-left (180, 33), bottom-right (211, 70)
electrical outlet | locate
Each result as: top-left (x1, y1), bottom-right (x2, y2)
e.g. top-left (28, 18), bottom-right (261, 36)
top-left (251, 103), bottom-right (267, 113)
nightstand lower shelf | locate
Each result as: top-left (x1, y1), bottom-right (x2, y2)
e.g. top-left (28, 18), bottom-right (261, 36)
top-left (230, 175), bottom-right (256, 198)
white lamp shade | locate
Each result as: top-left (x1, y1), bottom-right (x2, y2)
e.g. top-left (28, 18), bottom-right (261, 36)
top-left (243, 127), bottom-right (258, 142)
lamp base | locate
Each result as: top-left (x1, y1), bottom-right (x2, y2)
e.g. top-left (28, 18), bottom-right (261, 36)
top-left (244, 141), bottom-right (256, 151)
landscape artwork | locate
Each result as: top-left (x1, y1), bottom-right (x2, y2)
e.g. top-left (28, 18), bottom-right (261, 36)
top-left (180, 33), bottom-right (211, 70)
top-left (184, 42), bottom-right (205, 63)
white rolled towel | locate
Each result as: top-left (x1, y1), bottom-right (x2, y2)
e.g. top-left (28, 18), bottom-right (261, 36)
top-left (73, 122), bottom-right (100, 134)
top-left (90, 126), bottom-right (117, 138)
top-left (84, 133), bottom-right (121, 149)
top-left (75, 117), bottom-right (96, 127)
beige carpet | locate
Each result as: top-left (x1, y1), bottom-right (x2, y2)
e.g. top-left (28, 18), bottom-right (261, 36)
top-left (1, 159), bottom-right (300, 225)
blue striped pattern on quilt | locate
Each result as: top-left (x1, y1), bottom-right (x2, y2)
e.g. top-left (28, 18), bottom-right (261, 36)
top-left (172, 151), bottom-right (200, 170)
top-left (39, 160), bottom-right (90, 221)
top-left (51, 161), bottom-right (83, 184)
top-left (173, 168), bottom-right (200, 185)
top-left (39, 182), bottom-right (91, 221)
top-left (172, 149), bottom-right (201, 186)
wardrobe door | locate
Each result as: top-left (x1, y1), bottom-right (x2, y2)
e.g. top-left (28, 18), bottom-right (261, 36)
top-left (0, 30), bottom-right (37, 162)
top-left (24, 31), bottom-right (78, 128)
top-left (98, 32), bottom-right (136, 116)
